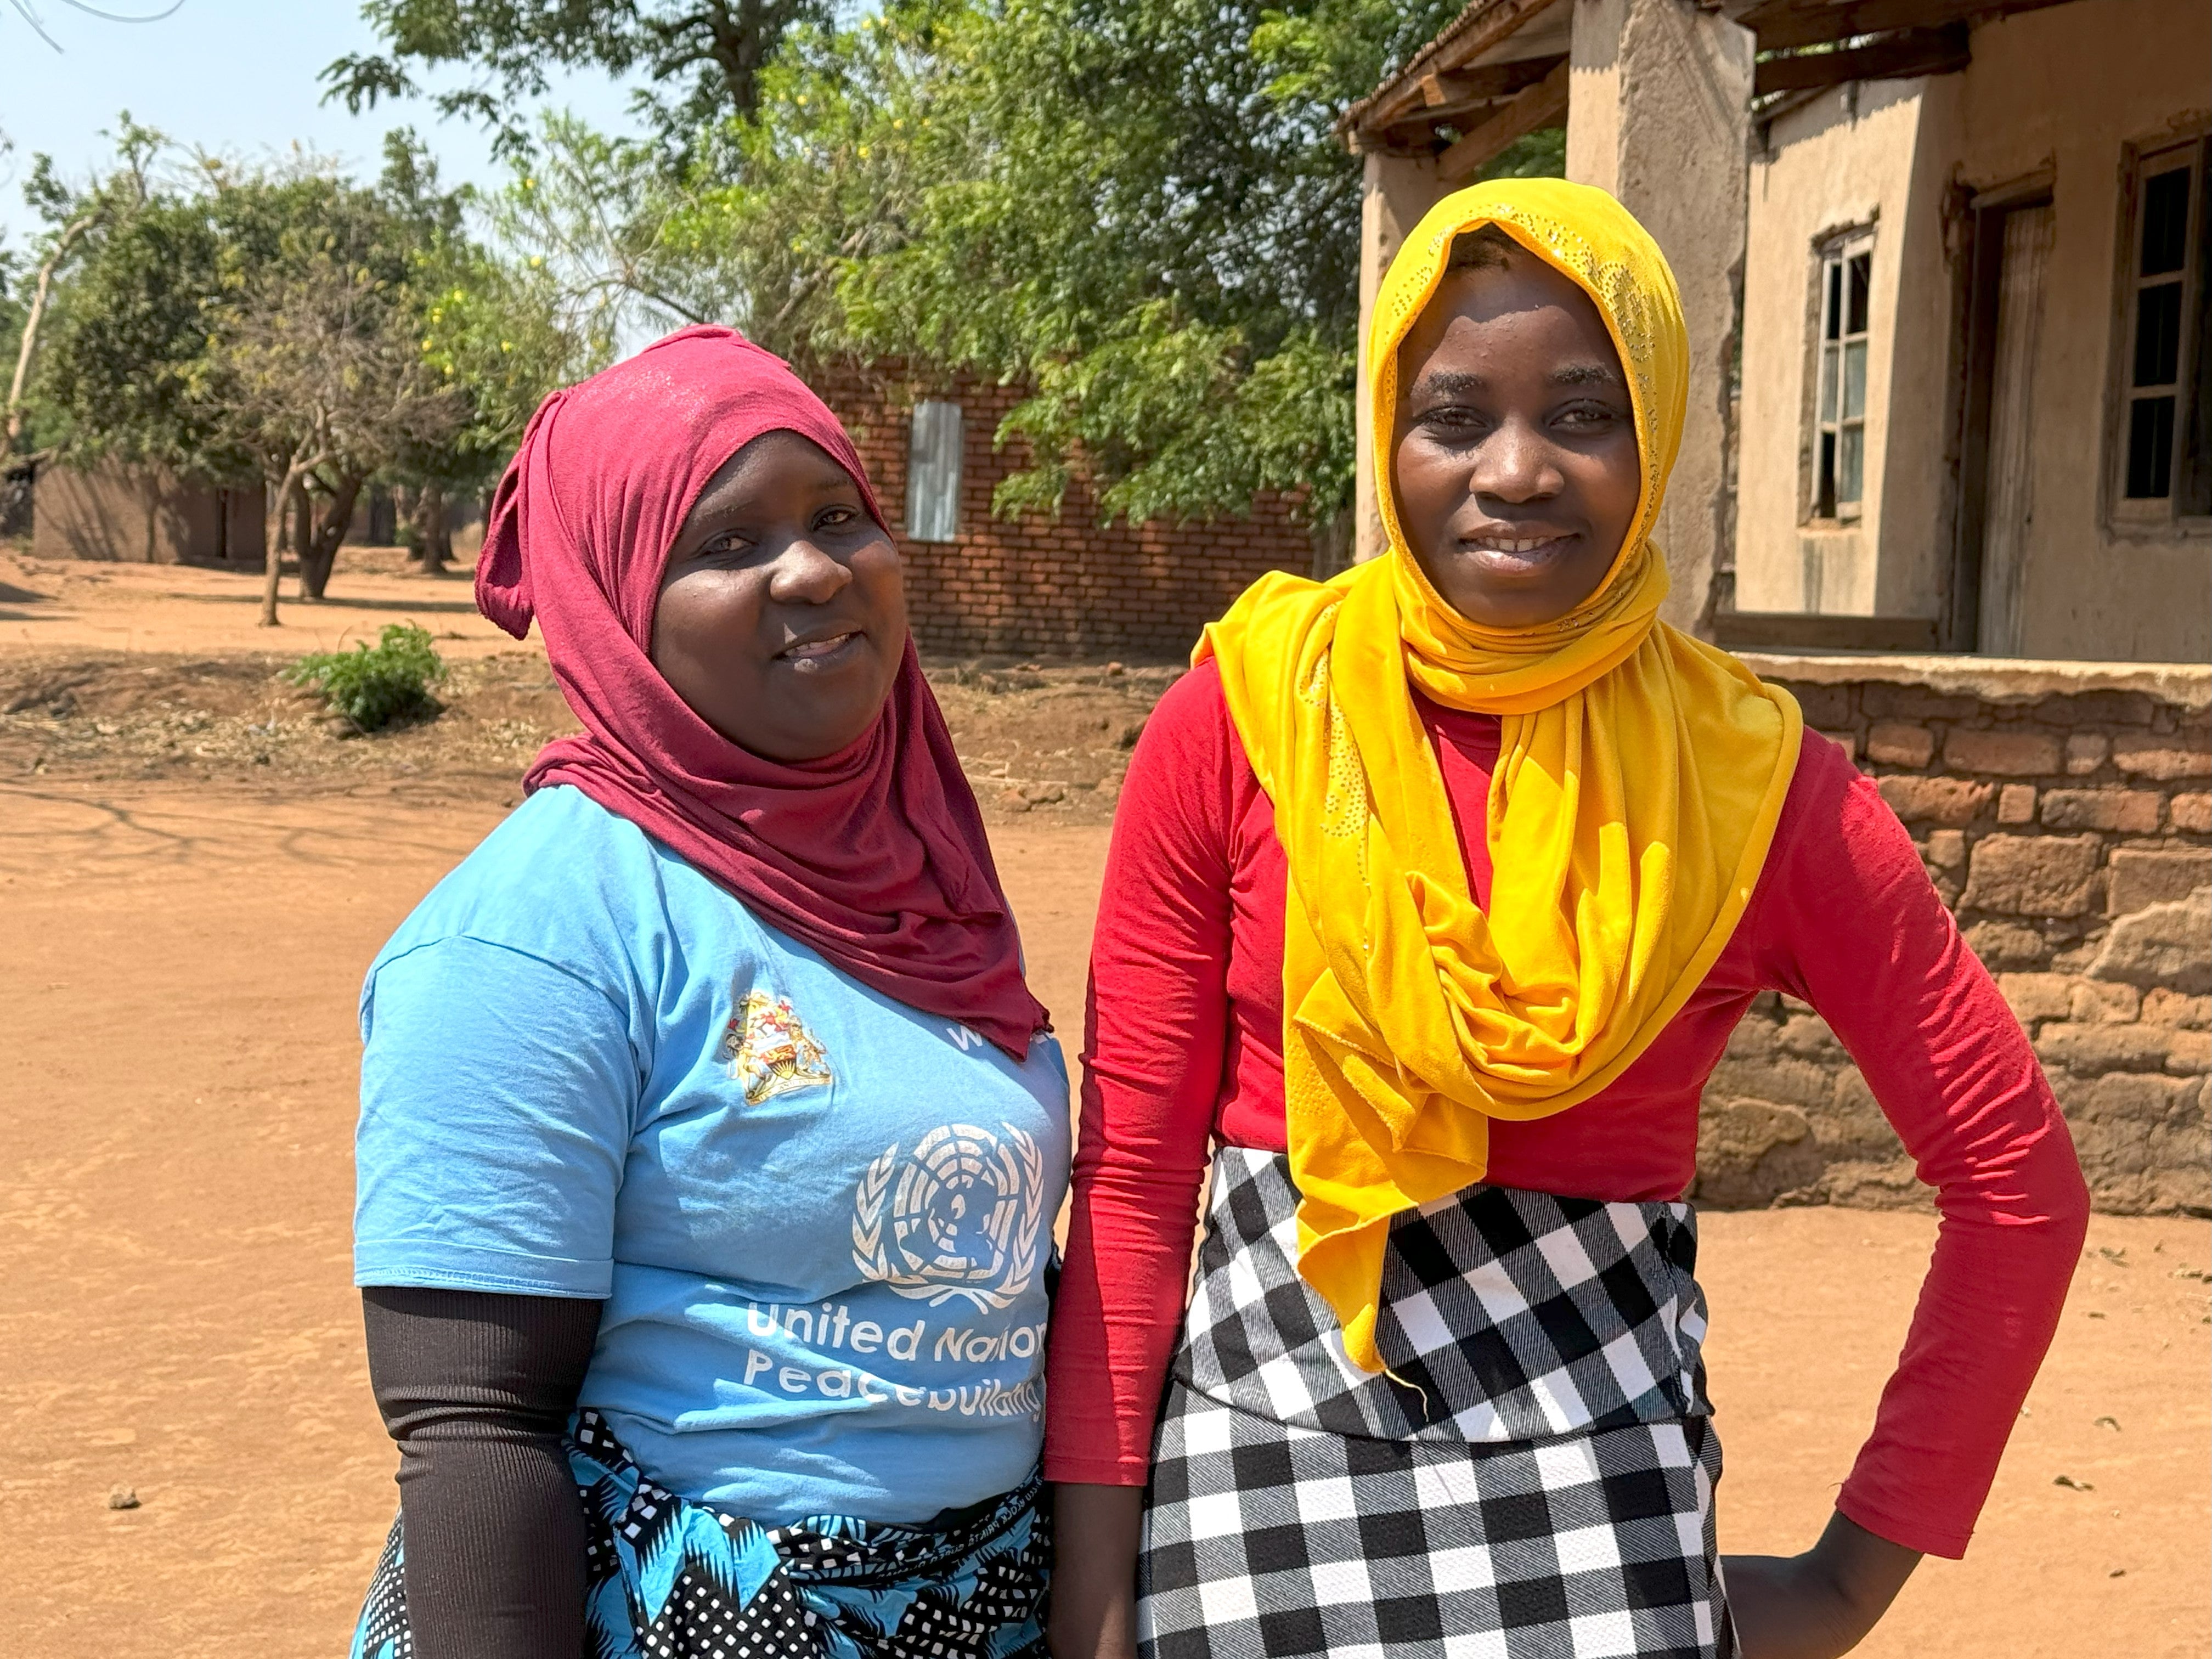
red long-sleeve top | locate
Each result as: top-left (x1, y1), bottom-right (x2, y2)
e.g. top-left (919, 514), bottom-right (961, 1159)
top-left (1042, 659), bottom-right (2089, 1560)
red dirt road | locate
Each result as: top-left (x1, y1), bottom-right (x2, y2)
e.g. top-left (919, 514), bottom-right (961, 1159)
top-left (2, 780), bottom-right (2205, 1658)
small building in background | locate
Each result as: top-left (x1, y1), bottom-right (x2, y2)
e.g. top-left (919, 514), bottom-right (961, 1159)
top-left (25, 460), bottom-right (263, 567)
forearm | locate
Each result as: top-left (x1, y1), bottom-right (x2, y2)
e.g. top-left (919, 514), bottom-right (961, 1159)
top-left (1049, 1482), bottom-right (1146, 1659)
top-left (1724, 1509), bottom-right (1921, 1659)
top-left (392, 1420), bottom-right (592, 1659)
top-left (363, 1287), bottom-right (603, 1659)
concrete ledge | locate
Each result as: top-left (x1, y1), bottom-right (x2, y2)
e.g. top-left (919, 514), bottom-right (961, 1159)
top-left (1736, 652), bottom-right (2212, 712)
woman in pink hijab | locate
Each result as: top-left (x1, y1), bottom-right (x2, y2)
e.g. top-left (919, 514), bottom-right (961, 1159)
top-left (348, 328), bottom-right (1065, 1659)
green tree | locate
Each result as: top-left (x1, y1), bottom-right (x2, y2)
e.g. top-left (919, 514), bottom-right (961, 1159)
top-left (323, 0), bottom-right (837, 157)
top-left (376, 131), bottom-right (580, 571)
top-left (495, 0), bottom-right (1556, 550)
top-left (30, 129), bottom-right (575, 619)
top-left (5, 129), bottom-right (163, 456)
top-left (430, 1), bottom-right (1564, 550)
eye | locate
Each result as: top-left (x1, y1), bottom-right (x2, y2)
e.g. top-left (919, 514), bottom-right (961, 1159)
top-left (1415, 403), bottom-right (1488, 438)
top-left (1555, 402), bottom-right (1626, 432)
top-left (675, 527), bottom-right (760, 570)
top-left (814, 503), bottom-right (864, 532)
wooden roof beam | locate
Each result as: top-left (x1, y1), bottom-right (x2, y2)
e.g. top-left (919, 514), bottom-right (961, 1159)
top-left (1419, 54), bottom-right (1568, 108)
top-left (1437, 58), bottom-right (1571, 182)
top-left (1754, 24), bottom-right (1970, 93)
top-left (1344, 0), bottom-right (1566, 145)
top-left (1737, 0), bottom-right (2077, 54)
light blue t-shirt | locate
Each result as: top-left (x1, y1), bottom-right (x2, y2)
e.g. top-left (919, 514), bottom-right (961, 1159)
top-left (354, 785), bottom-right (1070, 1526)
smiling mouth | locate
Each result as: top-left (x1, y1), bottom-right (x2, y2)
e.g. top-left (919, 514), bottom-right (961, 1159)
top-left (778, 630), bottom-right (864, 667)
top-left (1462, 533), bottom-right (1576, 555)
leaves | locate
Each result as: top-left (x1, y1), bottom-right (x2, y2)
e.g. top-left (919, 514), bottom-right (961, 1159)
top-left (321, 0), bottom-right (838, 157)
top-left (282, 622), bottom-right (449, 731)
top-left (21, 127), bottom-right (579, 499)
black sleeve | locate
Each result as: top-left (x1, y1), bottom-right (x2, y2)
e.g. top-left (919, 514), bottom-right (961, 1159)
top-left (362, 1286), bottom-right (605, 1659)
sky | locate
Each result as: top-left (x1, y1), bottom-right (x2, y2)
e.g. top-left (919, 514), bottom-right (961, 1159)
top-left (0, 0), bottom-right (645, 253)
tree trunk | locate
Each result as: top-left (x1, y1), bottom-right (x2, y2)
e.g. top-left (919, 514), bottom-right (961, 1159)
top-left (297, 471), bottom-right (365, 601)
top-left (411, 484), bottom-right (451, 574)
top-left (259, 465), bottom-right (306, 627)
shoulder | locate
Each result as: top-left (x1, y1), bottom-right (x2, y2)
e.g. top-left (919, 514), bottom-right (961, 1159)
top-left (1776, 729), bottom-right (1909, 846)
top-left (1753, 727), bottom-right (1928, 918)
top-left (1126, 662), bottom-right (1245, 800)
top-left (371, 786), bottom-right (710, 990)
top-left (1146, 659), bottom-right (1232, 748)
top-left (1103, 661), bottom-right (1250, 879)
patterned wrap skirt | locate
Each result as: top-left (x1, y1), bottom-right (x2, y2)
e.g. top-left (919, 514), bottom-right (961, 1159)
top-left (351, 1409), bottom-right (1049, 1659)
top-left (1139, 1148), bottom-right (1735, 1659)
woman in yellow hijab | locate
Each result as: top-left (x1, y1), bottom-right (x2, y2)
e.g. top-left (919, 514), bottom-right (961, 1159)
top-left (1045, 179), bottom-right (2086, 1659)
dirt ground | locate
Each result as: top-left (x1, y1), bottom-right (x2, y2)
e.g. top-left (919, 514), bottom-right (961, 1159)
top-left (1, 549), bottom-right (2206, 1657)
top-left (0, 549), bottom-right (1173, 820)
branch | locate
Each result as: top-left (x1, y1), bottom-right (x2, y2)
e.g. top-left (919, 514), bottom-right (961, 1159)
top-left (7, 210), bottom-right (100, 448)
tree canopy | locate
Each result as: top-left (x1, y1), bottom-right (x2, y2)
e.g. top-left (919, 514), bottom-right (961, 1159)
top-left (18, 126), bottom-right (579, 617)
top-left (323, 0), bottom-right (837, 156)
top-left (20, 2), bottom-right (1561, 569)
top-left (492, 0), bottom-right (1549, 540)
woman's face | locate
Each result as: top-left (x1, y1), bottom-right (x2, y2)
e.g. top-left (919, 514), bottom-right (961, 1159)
top-left (1391, 252), bottom-right (1643, 629)
top-left (651, 430), bottom-right (907, 762)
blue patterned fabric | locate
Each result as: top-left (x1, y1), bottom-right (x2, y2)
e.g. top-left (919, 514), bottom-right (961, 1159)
top-left (351, 1410), bottom-right (1050, 1659)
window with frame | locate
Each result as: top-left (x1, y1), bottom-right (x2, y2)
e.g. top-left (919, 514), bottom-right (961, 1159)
top-left (2114, 138), bottom-right (2210, 520)
top-left (1813, 237), bottom-right (1873, 520)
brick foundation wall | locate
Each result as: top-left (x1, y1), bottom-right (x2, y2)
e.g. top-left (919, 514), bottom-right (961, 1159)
top-left (1698, 656), bottom-right (2210, 1216)
top-left (814, 360), bottom-right (1317, 660)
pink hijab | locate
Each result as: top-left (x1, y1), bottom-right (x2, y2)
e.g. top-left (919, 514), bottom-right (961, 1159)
top-left (477, 325), bottom-right (1046, 1056)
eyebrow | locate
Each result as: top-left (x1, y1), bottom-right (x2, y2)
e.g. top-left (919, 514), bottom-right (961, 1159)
top-left (1407, 363), bottom-right (1626, 398)
top-left (1550, 362), bottom-right (1625, 388)
top-left (1408, 369), bottom-right (1488, 398)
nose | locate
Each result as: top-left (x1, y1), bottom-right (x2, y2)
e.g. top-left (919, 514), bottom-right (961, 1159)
top-left (1470, 415), bottom-right (1565, 506)
top-left (765, 537), bottom-right (854, 605)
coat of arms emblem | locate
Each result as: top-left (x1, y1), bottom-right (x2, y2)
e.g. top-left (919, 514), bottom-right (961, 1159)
top-left (851, 1122), bottom-right (1046, 1311)
top-left (719, 990), bottom-right (833, 1103)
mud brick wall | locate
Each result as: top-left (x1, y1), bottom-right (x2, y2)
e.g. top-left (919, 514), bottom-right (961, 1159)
top-left (814, 360), bottom-right (1316, 659)
top-left (1696, 658), bottom-right (2211, 1216)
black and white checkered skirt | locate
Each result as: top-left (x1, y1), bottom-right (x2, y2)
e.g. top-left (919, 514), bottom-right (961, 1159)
top-left (1138, 1148), bottom-right (1734, 1659)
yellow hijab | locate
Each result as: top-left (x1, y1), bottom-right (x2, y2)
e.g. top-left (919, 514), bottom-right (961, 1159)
top-left (1198, 178), bottom-right (1802, 1373)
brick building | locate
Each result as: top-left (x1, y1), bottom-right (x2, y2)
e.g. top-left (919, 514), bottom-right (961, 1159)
top-left (812, 360), bottom-right (1321, 661)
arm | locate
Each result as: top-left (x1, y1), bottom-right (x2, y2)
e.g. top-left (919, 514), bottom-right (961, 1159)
top-left (1725, 1512), bottom-right (1921, 1659)
top-left (363, 1288), bottom-right (603, 1659)
top-left (1724, 743), bottom-right (2089, 1651)
top-left (355, 935), bottom-right (640, 1648)
top-left (1046, 667), bottom-right (1243, 1659)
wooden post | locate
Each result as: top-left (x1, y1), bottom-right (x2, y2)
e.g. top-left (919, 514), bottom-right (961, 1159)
top-left (1354, 151), bottom-right (1457, 564)
top-left (1568, 0), bottom-right (1756, 637)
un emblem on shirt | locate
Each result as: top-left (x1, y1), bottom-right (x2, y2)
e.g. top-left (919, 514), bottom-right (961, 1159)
top-left (851, 1123), bottom-right (1046, 1310)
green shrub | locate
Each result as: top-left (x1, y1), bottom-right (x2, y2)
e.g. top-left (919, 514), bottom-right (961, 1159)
top-left (283, 623), bottom-right (448, 732)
